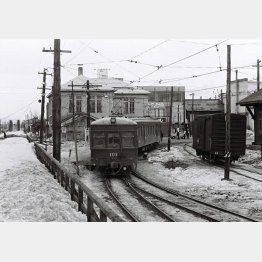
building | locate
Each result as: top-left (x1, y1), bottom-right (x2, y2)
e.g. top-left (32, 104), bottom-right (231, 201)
top-left (140, 86), bottom-right (186, 125)
top-left (46, 67), bottom-right (131, 139)
top-left (185, 98), bottom-right (224, 122)
top-left (238, 89), bottom-right (262, 145)
top-left (222, 78), bottom-right (260, 130)
top-left (112, 89), bottom-right (150, 117)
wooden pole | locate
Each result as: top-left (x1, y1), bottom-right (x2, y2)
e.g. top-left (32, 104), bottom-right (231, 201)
top-left (42, 39), bottom-right (71, 161)
top-left (236, 70), bottom-right (239, 114)
top-left (70, 81), bottom-right (80, 176)
top-left (51, 39), bottom-right (62, 161)
top-left (167, 86), bottom-right (173, 151)
top-left (224, 45), bottom-right (231, 180)
top-left (38, 69), bottom-right (52, 144)
top-left (257, 59), bottom-right (261, 91)
top-left (86, 80), bottom-right (90, 142)
top-left (177, 103), bottom-right (180, 139)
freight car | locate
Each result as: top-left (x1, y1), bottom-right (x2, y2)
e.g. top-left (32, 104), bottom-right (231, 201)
top-left (192, 113), bottom-right (246, 161)
top-left (90, 117), bottom-right (162, 174)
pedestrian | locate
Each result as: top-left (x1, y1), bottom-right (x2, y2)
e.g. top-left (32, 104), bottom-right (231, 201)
top-left (176, 127), bottom-right (180, 139)
top-left (183, 130), bottom-right (186, 139)
top-left (4, 131), bottom-right (7, 138)
top-left (160, 131), bottom-right (163, 142)
top-left (186, 130), bottom-right (189, 139)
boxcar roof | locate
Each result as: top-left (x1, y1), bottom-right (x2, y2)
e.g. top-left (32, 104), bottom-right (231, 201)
top-left (91, 117), bottom-right (137, 126)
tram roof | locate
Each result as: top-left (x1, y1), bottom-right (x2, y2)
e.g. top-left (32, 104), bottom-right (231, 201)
top-left (91, 117), bottom-right (137, 126)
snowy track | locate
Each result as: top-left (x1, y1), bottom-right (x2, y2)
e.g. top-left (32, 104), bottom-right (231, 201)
top-left (184, 143), bottom-right (262, 183)
top-left (132, 170), bottom-right (257, 222)
top-left (105, 175), bottom-right (175, 222)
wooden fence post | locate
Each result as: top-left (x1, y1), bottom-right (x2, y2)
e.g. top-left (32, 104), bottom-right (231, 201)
top-left (100, 210), bottom-right (107, 222)
top-left (78, 188), bottom-right (83, 212)
top-left (87, 196), bottom-right (94, 222)
top-left (71, 180), bottom-right (75, 201)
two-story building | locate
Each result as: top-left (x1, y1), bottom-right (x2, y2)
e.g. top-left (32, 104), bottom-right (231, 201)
top-left (112, 89), bottom-right (150, 117)
top-left (140, 86), bottom-right (186, 125)
top-left (46, 67), bottom-right (152, 140)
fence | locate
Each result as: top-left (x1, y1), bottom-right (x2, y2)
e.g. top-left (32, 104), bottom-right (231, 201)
top-left (34, 143), bottom-right (124, 222)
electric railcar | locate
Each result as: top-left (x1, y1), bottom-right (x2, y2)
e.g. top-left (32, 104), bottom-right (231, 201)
top-left (90, 117), bottom-right (162, 174)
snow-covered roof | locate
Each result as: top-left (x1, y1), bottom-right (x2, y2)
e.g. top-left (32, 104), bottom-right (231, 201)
top-left (91, 117), bottom-right (137, 126)
top-left (238, 89), bottom-right (262, 106)
top-left (114, 88), bottom-right (150, 95)
top-left (61, 75), bottom-right (131, 91)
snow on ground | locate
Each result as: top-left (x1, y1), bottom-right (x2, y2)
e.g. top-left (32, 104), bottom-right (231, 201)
top-left (0, 133), bottom-right (86, 222)
top-left (138, 143), bottom-right (262, 220)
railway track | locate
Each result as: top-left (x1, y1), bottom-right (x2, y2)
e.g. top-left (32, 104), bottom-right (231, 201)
top-left (183, 143), bottom-right (262, 183)
top-left (131, 169), bottom-right (257, 222)
top-left (105, 175), bottom-right (175, 222)
top-left (125, 177), bottom-right (218, 222)
top-left (105, 177), bottom-right (139, 222)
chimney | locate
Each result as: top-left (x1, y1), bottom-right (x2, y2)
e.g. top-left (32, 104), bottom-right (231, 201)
top-left (78, 65), bottom-right (83, 76)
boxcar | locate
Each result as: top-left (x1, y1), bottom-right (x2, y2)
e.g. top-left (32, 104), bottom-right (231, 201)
top-left (192, 113), bottom-right (246, 161)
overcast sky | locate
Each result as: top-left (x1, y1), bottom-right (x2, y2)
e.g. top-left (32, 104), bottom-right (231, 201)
top-left (1, 38), bottom-right (262, 122)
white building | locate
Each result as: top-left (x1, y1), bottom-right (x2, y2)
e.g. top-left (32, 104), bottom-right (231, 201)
top-left (222, 78), bottom-right (261, 130)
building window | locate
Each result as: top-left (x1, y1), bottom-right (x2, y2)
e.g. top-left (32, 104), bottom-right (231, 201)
top-left (97, 95), bottom-right (102, 113)
top-left (69, 96), bottom-right (73, 113)
top-left (90, 95), bottom-right (95, 113)
top-left (130, 98), bottom-right (134, 113)
top-left (124, 98), bottom-right (128, 114)
top-left (76, 96), bottom-right (82, 112)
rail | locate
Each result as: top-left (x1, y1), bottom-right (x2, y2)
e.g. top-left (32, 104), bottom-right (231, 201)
top-left (34, 143), bottom-right (125, 222)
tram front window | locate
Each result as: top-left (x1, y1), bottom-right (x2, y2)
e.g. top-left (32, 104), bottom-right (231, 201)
top-left (108, 133), bottom-right (121, 148)
top-left (93, 132), bottom-right (105, 148)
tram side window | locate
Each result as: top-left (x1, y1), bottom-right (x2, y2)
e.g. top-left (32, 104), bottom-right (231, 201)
top-left (108, 133), bottom-right (121, 148)
top-left (93, 132), bottom-right (105, 148)
top-left (122, 132), bottom-right (135, 147)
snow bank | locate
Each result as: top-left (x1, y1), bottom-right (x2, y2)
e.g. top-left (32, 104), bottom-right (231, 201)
top-left (0, 137), bottom-right (86, 222)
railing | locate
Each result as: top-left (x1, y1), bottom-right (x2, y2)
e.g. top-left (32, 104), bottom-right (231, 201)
top-left (34, 143), bottom-right (125, 222)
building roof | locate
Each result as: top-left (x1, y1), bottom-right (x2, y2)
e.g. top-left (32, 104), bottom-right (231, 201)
top-left (185, 99), bottom-right (224, 112)
top-left (61, 75), bottom-right (131, 91)
top-left (238, 89), bottom-right (262, 106)
top-left (114, 88), bottom-right (150, 95)
top-left (140, 85), bottom-right (185, 92)
top-left (47, 75), bottom-right (132, 98)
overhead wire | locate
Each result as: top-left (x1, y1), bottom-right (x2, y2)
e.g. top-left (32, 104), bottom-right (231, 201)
top-left (139, 39), bottom-right (228, 80)
top-left (131, 39), bottom-right (170, 59)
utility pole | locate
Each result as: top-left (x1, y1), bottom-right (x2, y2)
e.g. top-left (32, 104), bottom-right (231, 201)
top-left (86, 80), bottom-right (90, 136)
top-left (236, 70), bottom-right (239, 114)
top-left (224, 45), bottom-right (231, 180)
top-left (38, 69), bottom-right (52, 144)
top-left (43, 39), bottom-right (71, 161)
top-left (183, 92), bottom-right (186, 132)
top-left (257, 59), bottom-right (261, 91)
top-left (177, 104), bottom-right (180, 139)
top-left (167, 86), bottom-right (173, 151)
top-left (69, 81), bottom-right (80, 176)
